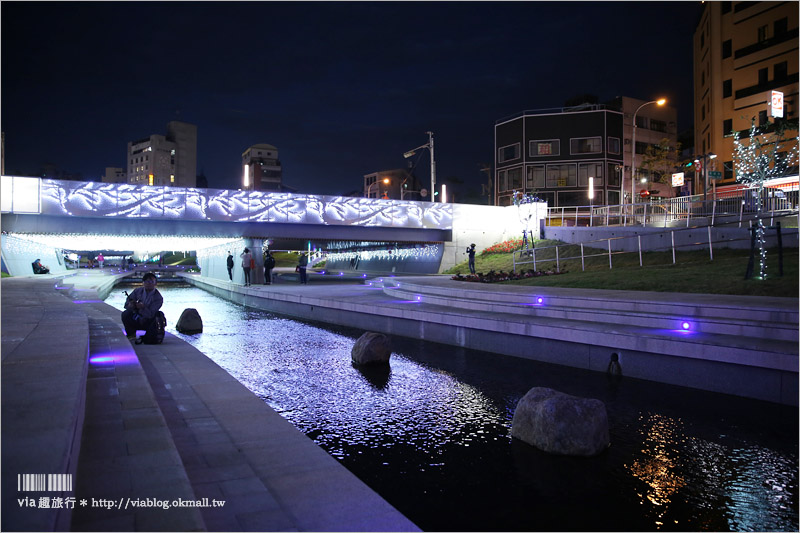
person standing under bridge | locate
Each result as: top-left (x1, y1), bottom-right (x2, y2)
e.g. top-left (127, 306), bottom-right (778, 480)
top-left (240, 248), bottom-right (253, 286)
top-left (297, 252), bottom-right (308, 284)
top-left (263, 249), bottom-right (276, 285)
top-left (226, 251), bottom-right (234, 281)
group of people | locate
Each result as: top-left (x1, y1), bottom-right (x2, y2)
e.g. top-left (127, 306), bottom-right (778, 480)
top-left (226, 248), bottom-right (287, 286)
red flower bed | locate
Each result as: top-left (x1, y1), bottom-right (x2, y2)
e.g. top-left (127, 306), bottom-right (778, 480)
top-left (480, 238), bottom-right (525, 255)
top-left (450, 269), bottom-right (565, 283)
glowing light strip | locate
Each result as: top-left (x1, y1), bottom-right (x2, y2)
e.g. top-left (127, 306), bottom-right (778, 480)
top-left (326, 244), bottom-right (441, 262)
top-left (7, 233), bottom-right (240, 252)
top-left (0, 177), bottom-right (453, 230)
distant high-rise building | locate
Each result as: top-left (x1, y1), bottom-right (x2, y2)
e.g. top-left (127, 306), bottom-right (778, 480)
top-left (242, 144), bottom-right (283, 191)
top-left (694, 1), bottom-right (798, 185)
top-left (126, 121), bottom-right (197, 187)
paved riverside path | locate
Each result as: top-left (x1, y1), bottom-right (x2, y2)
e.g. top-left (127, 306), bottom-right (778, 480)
top-left (1, 270), bottom-right (419, 532)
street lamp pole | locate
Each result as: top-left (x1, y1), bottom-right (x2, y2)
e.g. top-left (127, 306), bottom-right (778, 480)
top-left (427, 131), bottom-right (436, 202)
top-left (404, 132), bottom-right (437, 202)
top-left (630, 99), bottom-right (666, 204)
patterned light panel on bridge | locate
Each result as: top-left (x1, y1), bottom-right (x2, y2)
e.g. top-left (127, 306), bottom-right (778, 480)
top-left (31, 179), bottom-right (452, 229)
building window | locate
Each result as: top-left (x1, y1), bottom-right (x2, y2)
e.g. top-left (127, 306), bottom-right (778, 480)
top-left (527, 165), bottom-right (545, 189)
top-left (701, 70), bottom-right (706, 86)
top-left (635, 115), bottom-right (648, 128)
top-left (757, 24), bottom-right (769, 42)
top-left (607, 137), bottom-right (620, 154)
top-left (607, 163), bottom-right (622, 186)
top-left (723, 119), bottom-right (733, 136)
top-left (775, 61), bottom-right (787, 81)
top-left (650, 119), bottom-right (667, 133)
top-left (498, 143), bottom-right (520, 163)
top-left (578, 162), bottom-right (604, 187)
top-left (758, 110), bottom-right (767, 126)
top-left (498, 167), bottom-right (522, 191)
top-left (702, 104), bottom-right (706, 120)
top-left (722, 39), bottom-right (732, 59)
top-left (723, 79), bottom-right (732, 98)
top-left (529, 139), bottom-right (560, 157)
top-left (570, 137), bottom-right (602, 154)
top-left (546, 164), bottom-right (577, 187)
top-left (774, 17), bottom-right (787, 36)
top-left (758, 67), bottom-right (768, 85)
top-left (635, 142), bottom-right (650, 155)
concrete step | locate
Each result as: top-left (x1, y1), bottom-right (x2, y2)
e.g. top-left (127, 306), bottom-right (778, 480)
top-left (380, 279), bottom-right (799, 342)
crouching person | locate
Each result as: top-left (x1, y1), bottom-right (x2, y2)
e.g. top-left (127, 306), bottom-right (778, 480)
top-left (121, 272), bottom-right (163, 341)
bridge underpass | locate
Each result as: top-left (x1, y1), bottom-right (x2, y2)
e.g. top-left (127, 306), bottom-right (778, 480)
top-left (1, 176), bottom-right (529, 279)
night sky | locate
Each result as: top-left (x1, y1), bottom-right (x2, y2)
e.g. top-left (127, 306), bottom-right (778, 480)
top-left (1, 1), bottom-right (702, 201)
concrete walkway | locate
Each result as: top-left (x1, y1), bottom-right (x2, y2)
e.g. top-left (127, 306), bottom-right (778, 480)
top-left (2, 267), bottom-right (797, 531)
top-left (1, 269), bottom-right (419, 532)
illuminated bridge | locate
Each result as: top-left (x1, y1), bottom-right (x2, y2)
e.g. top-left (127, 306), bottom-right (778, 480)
top-left (1, 176), bottom-right (528, 279)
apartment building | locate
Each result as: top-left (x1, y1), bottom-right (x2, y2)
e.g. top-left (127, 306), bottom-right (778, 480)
top-left (242, 144), bottom-right (283, 191)
top-left (494, 98), bottom-right (679, 207)
top-left (126, 121), bottom-right (197, 187)
top-left (694, 1), bottom-right (798, 185)
top-left (363, 169), bottom-right (422, 200)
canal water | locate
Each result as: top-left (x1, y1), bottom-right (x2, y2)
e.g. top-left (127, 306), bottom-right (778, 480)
top-left (106, 284), bottom-right (798, 532)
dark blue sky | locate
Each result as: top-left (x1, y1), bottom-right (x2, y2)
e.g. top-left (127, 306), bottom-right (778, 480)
top-left (1, 1), bottom-right (701, 200)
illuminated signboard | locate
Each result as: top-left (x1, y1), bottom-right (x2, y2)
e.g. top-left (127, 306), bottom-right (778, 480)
top-left (671, 172), bottom-right (685, 187)
top-left (771, 90), bottom-right (784, 118)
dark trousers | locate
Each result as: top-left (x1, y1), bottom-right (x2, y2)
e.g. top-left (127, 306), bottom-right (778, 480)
top-left (299, 267), bottom-right (307, 284)
top-left (243, 267), bottom-right (251, 285)
top-left (469, 257), bottom-right (476, 274)
top-left (121, 309), bottom-right (152, 337)
top-left (264, 268), bottom-right (272, 284)
top-left (227, 267), bottom-right (233, 280)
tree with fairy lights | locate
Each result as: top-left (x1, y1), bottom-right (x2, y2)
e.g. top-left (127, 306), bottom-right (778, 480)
top-left (732, 118), bottom-right (799, 279)
top-left (512, 190), bottom-right (543, 250)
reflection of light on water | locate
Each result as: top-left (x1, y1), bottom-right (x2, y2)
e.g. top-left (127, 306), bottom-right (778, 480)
top-left (104, 286), bottom-right (799, 531)
top-left (627, 414), bottom-right (686, 528)
top-left (723, 445), bottom-right (797, 532)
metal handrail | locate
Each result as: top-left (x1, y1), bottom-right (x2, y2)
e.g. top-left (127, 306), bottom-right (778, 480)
top-left (544, 188), bottom-right (798, 230)
top-left (512, 219), bottom-right (797, 273)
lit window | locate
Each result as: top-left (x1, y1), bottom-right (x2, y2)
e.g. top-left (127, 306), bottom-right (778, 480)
top-left (170, 175), bottom-right (175, 183)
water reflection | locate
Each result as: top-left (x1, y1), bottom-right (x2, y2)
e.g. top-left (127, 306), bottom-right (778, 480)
top-left (105, 285), bottom-right (798, 532)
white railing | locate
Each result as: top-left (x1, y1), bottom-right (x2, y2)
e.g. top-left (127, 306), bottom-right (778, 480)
top-left (546, 188), bottom-right (798, 230)
top-left (513, 220), bottom-right (796, 274)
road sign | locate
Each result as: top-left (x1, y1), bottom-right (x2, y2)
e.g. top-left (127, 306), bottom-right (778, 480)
top-left (709, 171), bottom-right (723, 180)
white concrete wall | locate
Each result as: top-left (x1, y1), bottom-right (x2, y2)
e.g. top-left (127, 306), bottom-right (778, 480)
top-left (1, 234), bottom-right (69, 276)
top-left (440, 202), bottom-right (547, 272)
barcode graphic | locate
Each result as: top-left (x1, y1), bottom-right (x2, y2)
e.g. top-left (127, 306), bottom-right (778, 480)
top-left (17, 474), bottom-right (72, 492)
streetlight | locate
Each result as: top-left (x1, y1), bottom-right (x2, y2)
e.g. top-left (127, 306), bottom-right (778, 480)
top-left (694, 152), bottom-right (717, 206)
top-left (630, 98), bottom-right (666, 204)
top-left (403, 131), bottom-right (436, 202)
top-left (365, 177), bottom-right (390, 199)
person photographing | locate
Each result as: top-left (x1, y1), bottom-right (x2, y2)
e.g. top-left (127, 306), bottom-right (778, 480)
top-left (121, 272), bottom-right (163, 341)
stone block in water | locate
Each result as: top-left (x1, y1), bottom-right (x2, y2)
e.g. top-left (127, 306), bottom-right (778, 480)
top-left (351, 332), bottom-right (391, 365)
top-left (511, 387), bottom-right (609, 456)
top-left (176, 308), bottom-right (203, 334)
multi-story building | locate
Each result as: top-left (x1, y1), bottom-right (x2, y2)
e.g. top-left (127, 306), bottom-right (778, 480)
top-left (102, 167), bottom-right (126, 184)
top-left (611, 96), bottom-right (680, 200)
top-left (363, 169), bottom-right (423, 201)
top-left (495, 97), bottom-right (677, 207)
top-left (241, 144), bottom-right (282, 191)
top-left (694, 1), bottom-right (798, 187)
top-left (494, 99), bottom-right (680, 207)
top-left (126, 121), bottom-right (197, 187)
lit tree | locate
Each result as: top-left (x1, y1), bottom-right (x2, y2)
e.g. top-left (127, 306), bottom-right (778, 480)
top-left (732, 118), bottom-right (799, 279)
top-left (640, 137), bottom-right (682, 184)
top-left (512, 190), bottom-right (542, 250)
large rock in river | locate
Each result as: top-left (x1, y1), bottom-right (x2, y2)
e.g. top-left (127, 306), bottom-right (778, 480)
top-left (351, 332), bottom-right (391, 365)
top-left (176, 308), bottom-right (203, 334)
top-left (511, 387), bottom-right (609, 456)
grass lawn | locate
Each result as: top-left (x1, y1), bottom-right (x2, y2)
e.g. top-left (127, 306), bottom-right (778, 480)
top-left (445, 239), bottom-right (799, 298)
